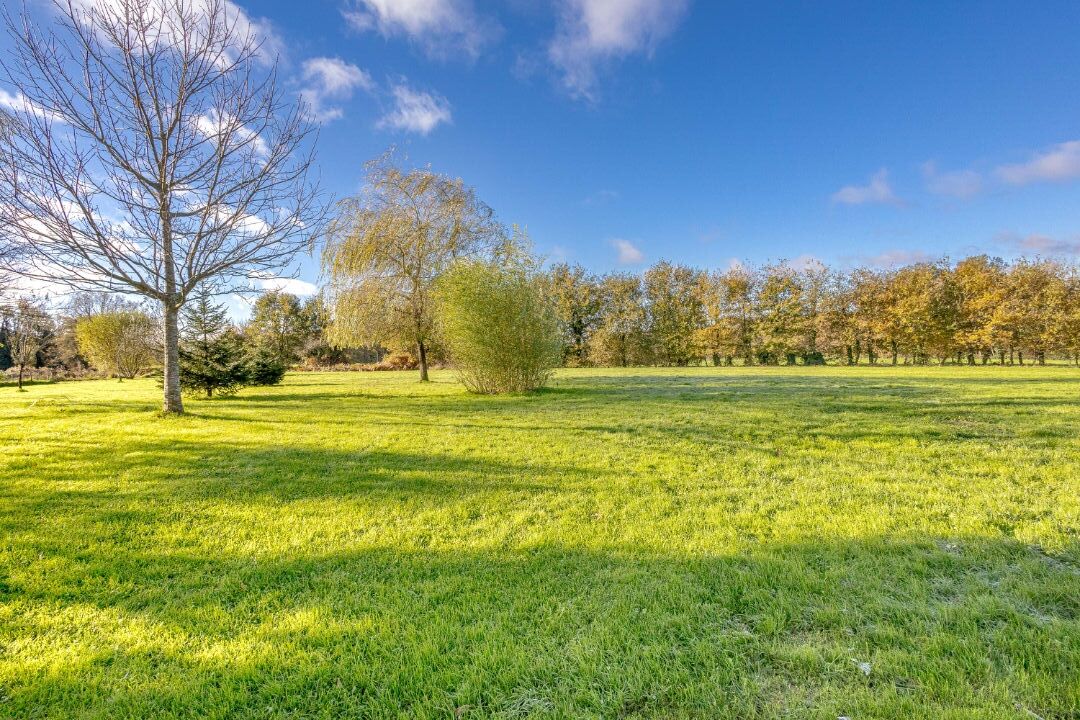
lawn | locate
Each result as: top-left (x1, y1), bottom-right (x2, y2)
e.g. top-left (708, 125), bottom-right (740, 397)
top-left (0, 367), bottom-right (1077, 719)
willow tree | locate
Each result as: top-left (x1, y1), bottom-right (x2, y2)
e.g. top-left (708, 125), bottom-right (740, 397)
top-left (322, 154), bottom-right (506, 381)
top-left (0, 0), bottom-right (323, 413)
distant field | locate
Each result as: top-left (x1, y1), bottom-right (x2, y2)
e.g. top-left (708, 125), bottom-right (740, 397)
top-left (1, 367), bottom-right (1077, 719)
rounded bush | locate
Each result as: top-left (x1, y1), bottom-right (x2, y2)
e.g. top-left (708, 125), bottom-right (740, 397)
top-left (436, 260), bottom-right (562, 394)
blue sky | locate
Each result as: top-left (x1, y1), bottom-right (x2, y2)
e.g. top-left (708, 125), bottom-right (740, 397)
top-left (6, 0), bottom-right (1080, 303)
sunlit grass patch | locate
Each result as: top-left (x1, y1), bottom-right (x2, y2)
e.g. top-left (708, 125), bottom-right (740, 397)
top-left (1, 367), bottom-right (1077, 718)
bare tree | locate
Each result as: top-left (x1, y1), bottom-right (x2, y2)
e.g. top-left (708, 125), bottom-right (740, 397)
top-left (322, 152), bottom-right (507, 381)
top-left (0, 0), bottom-right (324, 413)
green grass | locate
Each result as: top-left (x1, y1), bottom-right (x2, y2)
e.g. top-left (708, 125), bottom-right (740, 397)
top-left (1, 367), bottom-right (1078, 719)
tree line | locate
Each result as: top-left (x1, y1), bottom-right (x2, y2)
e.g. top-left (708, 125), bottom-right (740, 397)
top-left (547, 256), bottom-right (1080, 368)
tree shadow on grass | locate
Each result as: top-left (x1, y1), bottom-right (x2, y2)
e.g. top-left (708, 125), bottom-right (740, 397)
top-left (2, 437), bottom-right (593, 509)
top-left (2, 535), bottom-right (1076, 719)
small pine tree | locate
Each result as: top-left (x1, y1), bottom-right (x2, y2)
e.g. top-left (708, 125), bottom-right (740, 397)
top-left (179, 292), bottom-right (248, 398)
top-left (245, 349), bottom-right (287, 386)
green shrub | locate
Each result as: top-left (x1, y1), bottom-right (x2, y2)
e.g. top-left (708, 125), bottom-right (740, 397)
top-left (436, 260), bottom-right (561, 394)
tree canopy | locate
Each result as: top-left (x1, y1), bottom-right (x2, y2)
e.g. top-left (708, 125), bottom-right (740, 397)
top-left (321, 153), bottom-right (509, 381)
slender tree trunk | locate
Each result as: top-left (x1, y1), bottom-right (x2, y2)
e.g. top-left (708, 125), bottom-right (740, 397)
top-left (17, 364), bottom-right (24, 390)
top-left (891, 340), bottom-right (898, 365)
top-left (162, 303), bottom-right (184, 413)
top-left (417, 340), bottom-right (429, 381)
top-left (1018, 351), bottom-right (1024, 366)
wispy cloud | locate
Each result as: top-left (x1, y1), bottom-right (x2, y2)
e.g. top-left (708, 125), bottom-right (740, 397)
top-left (922, 161), bottom-right (982, 199)
top-left (996, 140), bottom-right (1080, 185)
top-left (582, 189), bottom-right (618, 206)
top-left (342, 0), bottom-right (499, 60)
top-left (859, 249), bottom-right (932, 268)
top-left (546, 244), bottom-right (570, 264)
top-left (377, 83), bottom-right (452, 135)
top-left (299, 57), bottom-right (373, 123)
top-left (998, 231), bottom-right (1080, 257)
top-left (611, 238), bottom-right (644, 265)
top-left (787, 254), bottom-right (824, 272)
top-left (0, 88), bottom-right (65, 124)
top-left (548, 0), bottom-right (689, 100)
top-left (831, 169), bottom-right (901, 206)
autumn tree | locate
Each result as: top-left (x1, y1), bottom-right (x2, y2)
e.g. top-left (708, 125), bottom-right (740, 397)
top-left (755, 263), bottom-right (806, 365)
top-left (991, 260), bottom-right (1061, 365)
top-left (547, 263), bottom-right (602, 366)
top-left (589, 274), bottom-right (650, 367)
top-left (644, 261), bottom-right (705, 366)
top-left (76, 310), bottom-right (157, 379)
top-left (799, 260), bottom-right (831, 364)
top-left (952, 255), bottom-right (1005, 364)
top-left (322, 153), bottom-right (507, 381)
top-left (694, 271), bottom-right (726, 365)
top-left (0, 0), bottom-right (323, 413)
top-left (849, 268), bottom-right (889, 364)
top-left (1051, 266), bottom-right (1080, 364)
top-left (717, 264), bottom-right (758, 365)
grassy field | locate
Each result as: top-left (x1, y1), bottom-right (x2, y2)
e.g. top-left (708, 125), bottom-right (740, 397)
top-left (0, 367), bottom-right (1077, 719)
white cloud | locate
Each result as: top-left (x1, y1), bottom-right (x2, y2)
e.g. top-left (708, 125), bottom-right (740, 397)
top-left (549, 0), bottom-right (690, 100)
top-left (996, 140), bottom-right (1080, 185)
top-left (611, 238), bottom-right (644, 265)
top-left (0, 88), bottom-right (65, 124)
top-left (193, 110), bottom-right (269, 156)
top-left (377, 83), bottom-right (452, 135)
top-left (299, 57), bottom-right (373, 123)
top-left (67, 0), bottom-right (283, 66)
top-left (922, 161), bottom-right (982, 199)
top-left (831, 169), bottom-right (900, 206)
top-left (255, 276), bottom-right (319, 296)
top-left (342, 0), bottom-right (498, 59)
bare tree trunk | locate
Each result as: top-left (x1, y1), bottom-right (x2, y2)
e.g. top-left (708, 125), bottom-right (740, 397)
top-left (17, 364), bottom-right (24, 390)
top-left (162, 304), bottom-right (183, 414)
top-left (417, 340), bottom-right (429, 381)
